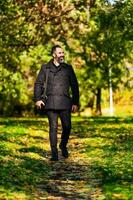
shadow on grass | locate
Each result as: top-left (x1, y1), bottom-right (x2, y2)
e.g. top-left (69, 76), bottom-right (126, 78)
top-left (72, 116), bottom-right (133, 139)
top-left (0, 117), bottom-right (93, 199)
top-left (0, 147), bottom-right (94, 199)
top-left (79, 116), bottom-right (133, 124)
top-left (0, 117), bottom-right (48, 132)
top-left (0, 116), bottom-right (133, 199)
top-left (19, 145), bottom-right (48, 157)
top-left (0, 155), bottom-right (49, 196)
top-left (0, 117), bottom-right (49, 197)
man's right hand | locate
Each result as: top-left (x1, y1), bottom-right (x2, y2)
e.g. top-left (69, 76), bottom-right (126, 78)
top-left (35, 100), bottom-right (45, 109)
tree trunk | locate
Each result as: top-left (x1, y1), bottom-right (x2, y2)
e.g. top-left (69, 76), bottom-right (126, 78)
top-left (95, 87), bottom-right (102, 115)
top-left (87, 95), bottom-right (95, 115)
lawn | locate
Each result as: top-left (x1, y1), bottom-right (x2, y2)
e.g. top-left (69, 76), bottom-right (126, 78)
top-left (0, 116), bottom-right (133, 200)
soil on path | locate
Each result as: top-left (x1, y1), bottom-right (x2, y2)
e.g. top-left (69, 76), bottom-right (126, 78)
top-left (36, 136), bottom-right (104, 200)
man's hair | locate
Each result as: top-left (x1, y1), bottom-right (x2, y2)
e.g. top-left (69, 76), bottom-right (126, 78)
top-left (51, 45), bottom-right (62, 55)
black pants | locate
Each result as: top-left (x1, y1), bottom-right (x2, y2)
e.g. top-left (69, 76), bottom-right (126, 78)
top-left (47, 109), bottom-right (71, 153)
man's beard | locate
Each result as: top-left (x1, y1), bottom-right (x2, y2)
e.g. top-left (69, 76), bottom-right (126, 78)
top-left (58, 57), bottom-right (64, 64)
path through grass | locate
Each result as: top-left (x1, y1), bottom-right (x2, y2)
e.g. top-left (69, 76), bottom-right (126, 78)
top-left (0, 116), bottom-right (133, 199)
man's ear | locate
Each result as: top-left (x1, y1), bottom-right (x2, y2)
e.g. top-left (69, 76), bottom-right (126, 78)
top-left (53, 53), bottom-right (56, 58)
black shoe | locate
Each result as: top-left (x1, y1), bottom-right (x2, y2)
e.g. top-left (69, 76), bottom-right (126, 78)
top-left (50, 151), bottom-right (58, 161)
top-left (50, 156), bottom-right (58, 161)
top-left (59, 144), bottom-right (69, 158)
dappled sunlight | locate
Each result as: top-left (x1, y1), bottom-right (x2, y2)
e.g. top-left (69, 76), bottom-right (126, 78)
top-left (0, 116), bottom-right (133, 199)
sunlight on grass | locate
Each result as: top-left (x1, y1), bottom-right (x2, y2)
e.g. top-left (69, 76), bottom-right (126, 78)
top-left (73, 116), bottom-right (133, 199)
top-left (0, 116), bottom-right (133, 199)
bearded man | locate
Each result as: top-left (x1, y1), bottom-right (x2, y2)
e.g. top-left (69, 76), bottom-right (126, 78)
top-left (34, 45), bottom-right (79, 161)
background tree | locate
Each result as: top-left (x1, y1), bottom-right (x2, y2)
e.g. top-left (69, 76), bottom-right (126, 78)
top-left (0, 0), bottom-right (132, 116)
top-left (67, 0), bottom-right (132, 115)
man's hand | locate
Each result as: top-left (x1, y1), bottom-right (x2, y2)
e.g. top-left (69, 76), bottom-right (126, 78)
top-left (35, 100), bottom-right (45, 109)
top-left (71, 105), bottom-right (78, 113)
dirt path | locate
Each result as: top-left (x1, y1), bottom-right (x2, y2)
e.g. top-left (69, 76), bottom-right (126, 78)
top-left (36, 135), bottom-right (104, 200)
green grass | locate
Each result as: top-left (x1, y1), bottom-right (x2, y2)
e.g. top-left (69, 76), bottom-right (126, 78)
top-left (0, 116), bottom-right (133, 199)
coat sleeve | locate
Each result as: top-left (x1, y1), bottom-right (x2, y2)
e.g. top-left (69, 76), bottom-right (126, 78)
top-left (69, 65), bottom-right (79, 106)
top-left (34, 65), bottom-right (46, 102)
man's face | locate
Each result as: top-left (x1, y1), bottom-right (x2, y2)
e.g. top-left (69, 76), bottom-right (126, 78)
top-left (53, 47), bottom-right (65, 64)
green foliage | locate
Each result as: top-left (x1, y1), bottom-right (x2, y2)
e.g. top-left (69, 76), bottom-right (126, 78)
top-left (67, 0), bottom-right (133, 112)
top-left (0, 0), bottom-right (132, 115)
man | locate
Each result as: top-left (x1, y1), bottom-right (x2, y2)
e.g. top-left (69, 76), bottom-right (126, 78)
top-left (34, 45), bottom-right (79, 161)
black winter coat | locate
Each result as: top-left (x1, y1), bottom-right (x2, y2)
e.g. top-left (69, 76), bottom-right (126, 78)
top-left (34, 59), bottom-right (79, 110)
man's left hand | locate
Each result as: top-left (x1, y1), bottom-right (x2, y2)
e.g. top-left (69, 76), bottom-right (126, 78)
top-left (71, 105), bottom-right (78, 113)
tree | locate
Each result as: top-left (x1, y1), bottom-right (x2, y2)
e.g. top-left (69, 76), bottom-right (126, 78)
top-left (0, 0), bottom-right (132, 115)
top-left (0, 0), bottom-right (75, 115)
top-left (66, 0), bottom-right (132, 115)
